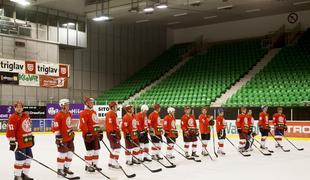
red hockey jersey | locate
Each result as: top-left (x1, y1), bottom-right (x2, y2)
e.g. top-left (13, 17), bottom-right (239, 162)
top-left (181, 114), bottom-right (197, 131)
top-left (105, 111), bottom-right (120, 133)
top-left (216, 115), bottom-right (226, 133)
top-left (258, 112), bottom-right (270, 129)
top-left (122, 113), bottom-right (138, 140)
top-left (199, 114), bottom-right (212, 134)
top-left (135, 112), bottom-right (148, 131)
top-left (79, 108), bottom-right (100, 136)
top-left (273, 113), bottom-right (287, 130)
top-left (148, 111), bottom-right (163, 136)
top-left (52, 111), bottom-right (74, 142)
top-left (163, 114), bottom-right (178, 138)
top-left (6, 112), bottom-right (33, 149)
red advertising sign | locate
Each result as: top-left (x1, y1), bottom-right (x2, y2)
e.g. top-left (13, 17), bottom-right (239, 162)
top-left (25, 60), bottom-right (36, 74)
top-left (280, 121), bottom-right (310, 138)
top-left (39, 75), bottom-right (68, 88)
top-left (59, 64), bottom-right (69, 77)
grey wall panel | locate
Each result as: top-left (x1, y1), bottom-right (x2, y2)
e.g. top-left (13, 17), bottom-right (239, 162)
top-left (3, 37), bottom-right (15, 58)
top-left (25, 87), bottom-right (37, 105)
top-left (73, 70), bottom-right (82, 89)
top-left (47, 44), bottom-right (58, 63)
top-left (82, 71), bottom-right (91, 90)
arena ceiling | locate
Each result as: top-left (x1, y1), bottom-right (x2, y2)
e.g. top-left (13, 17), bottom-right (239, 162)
top-left (32, 0), bottom-right (310, 28)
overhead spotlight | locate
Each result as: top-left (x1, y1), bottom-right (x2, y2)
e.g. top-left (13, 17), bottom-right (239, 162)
top-left (156, 4), bottom-right (168, 9)
top-left (10, 0), bottom-right (30, 6)
top-left (62, 22), bottom-right (75, 27)
top-left (143, 7), bottom-right (154, 13)
top-left (92, 15), bottom-right (110, 22)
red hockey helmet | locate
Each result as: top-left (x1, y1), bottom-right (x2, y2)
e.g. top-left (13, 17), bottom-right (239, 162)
top-left (108, 101), bottom-right (117, 108)
top-left (153, 103), bottom-right (161, 110)
top-left (124, 104), bottom-right (133, 112)
top-left (14, 100), bottom-right (24, 108)
top-left (83, 96), bottom-right (94, 104)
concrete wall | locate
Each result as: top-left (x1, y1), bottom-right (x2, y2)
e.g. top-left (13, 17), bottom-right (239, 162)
top-left (0, 22), bottom-right (166, 105)
top-left (168, 10), bottom-right (310, 46)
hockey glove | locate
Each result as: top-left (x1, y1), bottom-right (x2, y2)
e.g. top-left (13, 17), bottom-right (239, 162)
top-left (98, 130), bottom-right (104, 141)
top-left (209, 120), bottom-right (215, 126)
top-left (55, 135), bottom-right (64, 147)
top-left (237, 128), bottom-right (242, 134)
top-left (9, 141), bottom-right (18, 152)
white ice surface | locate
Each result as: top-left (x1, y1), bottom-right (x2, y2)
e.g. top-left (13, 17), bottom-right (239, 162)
top-left (0, 133), bottom-right (309, 180)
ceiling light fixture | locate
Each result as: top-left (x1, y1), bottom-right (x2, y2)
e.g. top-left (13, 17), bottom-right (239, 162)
top-left (217, 5), bottom-right (233, 10)
top-left (293, 0), bottom-right (310, 5)
top-left (156, 4), bottom-right (168, 9)
top-left (62, 22), bottom-right (75, 27)
top-left (10, 0), bottom-right (30, 6)
top-left (174, 12), bottom-right (188, 17)
top-left (93, 0), bottom-right (111, 22)
top-left (245, 8), bottom-right (261, 13)
top-left (167, 21), bottom-right (180, 25)
top-left (203, 15), bottom-right (217, 19)
top-left (143, 7), bottom-right (154, 13)
top-left (136, 19), bottom-right (150, 23)
top-left (93, 16), bottom-right (110, 21)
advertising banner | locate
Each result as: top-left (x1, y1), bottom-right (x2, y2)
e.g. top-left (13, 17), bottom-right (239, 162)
top-left (0, 58), bottom-right (25, 73)
top-left (93, 105), bottom-right (122, 119)
top-left (0, 105), bottom-right (14, 119)
top-left (23, 106), bottom-right (46, 119)
top-left (39, 75), bottom-right (68, 88)
top-left (0, 58), bottom-right (70, 77)
top-left (224, 120), bottom-right (310, 138)
top-left (19, 74), bottom-right (40, 87)
top-left (0, 72), bottom-right (19, 85)
top-left (46, 103), bottom-right (84, 119)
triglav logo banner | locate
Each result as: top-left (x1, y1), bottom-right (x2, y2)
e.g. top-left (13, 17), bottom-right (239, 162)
top-left (0, 58), bottom-right (70, 77)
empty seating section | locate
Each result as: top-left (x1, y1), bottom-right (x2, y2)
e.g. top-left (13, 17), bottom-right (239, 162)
top-left (131, 38), bottom-right (267, 107)
top-left (225, 29), bottom-right (310, 107)
top-left (96, 43), bottom-right (191, 104)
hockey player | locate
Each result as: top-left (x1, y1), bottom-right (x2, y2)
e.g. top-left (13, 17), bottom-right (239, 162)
top-left (52, 99), bottom-right (77, 178)
top-left (181, 106), bottom-right (199, 158)
top-left (6, 101), bottom-right (34, 180)
top-left (148, 103), bottom-right (164, 160)
top-left (105, 101), bottom-right (122, 169)
top-left (198, 106), bottom-right (214, 156)
top-left (246, 109), bottom-right (255, 151)
top-left (216, 108), bottom-right (226, 155)
top-left (273, 107), bottom-right (287, 148)
top-left (236, 107), bottom-right (250, 152)
top-left (122, 105), bottom-right (141, 165)
top-left (259, 106), bottom-right (270, 149)
top-left (79, 97), bottom-right (103, 172)
top-left (163, 107), bottom-right (178, 159)
top-left (135, 104), bottom-right (152, 162)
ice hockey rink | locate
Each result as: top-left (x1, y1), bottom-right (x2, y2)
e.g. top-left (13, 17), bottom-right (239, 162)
top-left (0, 133), bottom-right (308, 180)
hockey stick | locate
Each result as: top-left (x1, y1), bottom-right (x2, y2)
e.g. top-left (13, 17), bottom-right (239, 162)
top-left (16, 150), bottom-right (79, 180)
top-left (118, 142), bottom-right (162, 173)
top-left (164, 135), bottom-right (201, 162)
top-left (132, 138), bottom-right (176, 168)
top-left (248, 137), bottom-right (272, 156)
top-left (269, 132), bottom-right (290, 152)
top-left (225, 137), bottom-right (251, 157)
top-left (197, 136), bottom-right (214, 161)
top-left (252, 138), bottom-right (274, 153)
top-left (278, 132), bottom-right (304, 151)
top-left (211, 127), bottom-right (219, 158)
top-left (71, 151), bottom-right (111, 179)
top-left (100, 140), bottom-right (136, 178)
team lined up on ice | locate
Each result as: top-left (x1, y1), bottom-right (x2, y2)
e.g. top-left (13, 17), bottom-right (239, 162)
top-left (5, 98), bottom-right (288, 180)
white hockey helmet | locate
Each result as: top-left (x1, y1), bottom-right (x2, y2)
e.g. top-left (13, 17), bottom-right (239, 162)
top-left (59, 99), bottom-right (70, 107)
top-left (167, 107), bottom-right (175, 114)
top-left (141, 104), bottom-right (149, 112)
